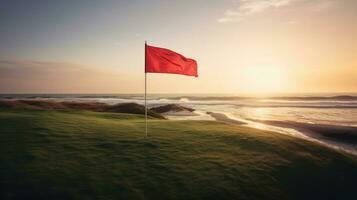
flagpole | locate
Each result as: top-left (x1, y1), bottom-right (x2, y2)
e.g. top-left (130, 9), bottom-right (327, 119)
top-left (145, 41), bottom-right (147, 137)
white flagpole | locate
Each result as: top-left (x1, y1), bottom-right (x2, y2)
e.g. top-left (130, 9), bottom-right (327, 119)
top-left (145, 41), bottom-right (148, 137)
top-left (145, 72), bottom-right (147, 136)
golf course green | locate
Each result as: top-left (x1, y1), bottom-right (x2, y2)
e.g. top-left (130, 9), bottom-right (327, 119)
top-left (1, 109), bottom-right (357, 200)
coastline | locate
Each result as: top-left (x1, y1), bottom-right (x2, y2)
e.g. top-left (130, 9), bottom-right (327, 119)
top-left (206, 112), bottom-right (246, 125)
top-left (1, 99), bottom-right (357, 156)
top-left (206, 112), bottom-right (357, 156)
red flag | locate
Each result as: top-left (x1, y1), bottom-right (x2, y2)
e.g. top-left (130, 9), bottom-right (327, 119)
top-left (145, 44), bottom-right (198, 77)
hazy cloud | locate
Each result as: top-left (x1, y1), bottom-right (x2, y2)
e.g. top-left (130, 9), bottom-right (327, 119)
top-left (309, 0), bottom-right (337, 12)
top-left (218, 0), bottom-right (337, 23)
top-left (218, 0), bottom-right (296, 23)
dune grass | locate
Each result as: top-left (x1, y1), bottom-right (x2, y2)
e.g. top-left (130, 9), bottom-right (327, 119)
top-left (0, 109), bottom-right (357, 200)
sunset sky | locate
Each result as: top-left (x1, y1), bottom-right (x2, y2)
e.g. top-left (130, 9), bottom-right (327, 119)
top-left (1, 0), bottom-right (356, 94)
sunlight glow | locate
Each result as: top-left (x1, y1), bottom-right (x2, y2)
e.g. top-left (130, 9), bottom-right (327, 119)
top-left (241, 66), bottom-right (287, 93)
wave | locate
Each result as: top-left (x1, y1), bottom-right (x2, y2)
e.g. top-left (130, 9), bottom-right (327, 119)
top-left (179, 98), bottom-right (190, 102)
top-left (270, 95), bottom-right (357, 101)
top-left (149, 95), bottom-right (357, 102)
top-left (236, 104), bottom-right (357, 109)
top-left (2, 94), bottom-right (357, 102)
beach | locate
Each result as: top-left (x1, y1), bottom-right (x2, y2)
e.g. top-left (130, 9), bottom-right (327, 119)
top-left (206, 112), bottom-right (357, 156)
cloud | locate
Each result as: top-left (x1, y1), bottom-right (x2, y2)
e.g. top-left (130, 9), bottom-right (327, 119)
top-left (217, 0), bottom-right (337, 23)
top-left (309, 0), bottom-right (337, 12)
top-left (288, 20), bottom-right (298, 24)
top-left (218, 0), bottom-right (296, 23)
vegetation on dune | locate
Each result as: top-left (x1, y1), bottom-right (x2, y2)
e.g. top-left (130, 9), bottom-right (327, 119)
top-left (0, 100), bottom-right (164, 119)
top-left (0, 109), bottom-right (357, 200)
top-left (104, 102), bottom-right (165, 119)
top-left (151, 104), bottom-right (195, 113)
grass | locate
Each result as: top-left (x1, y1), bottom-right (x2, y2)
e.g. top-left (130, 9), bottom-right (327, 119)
top-left (0, 109), bottom-right (357, 200)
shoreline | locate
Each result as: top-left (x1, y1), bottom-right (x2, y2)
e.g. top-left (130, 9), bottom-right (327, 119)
top-left (2, 99), bottom-right (356, 156)
top-left (206, 112), bottom-right (357, 156)
top-left (206, 112), bottom-right (246, 125)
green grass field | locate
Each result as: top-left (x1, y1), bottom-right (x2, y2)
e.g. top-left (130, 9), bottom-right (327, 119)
top-left (1, 109), bottom-right (357, 200)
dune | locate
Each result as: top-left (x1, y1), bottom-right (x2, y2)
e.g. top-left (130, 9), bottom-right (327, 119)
top-left (150, 104), bottom-right (198, 116)
top-left (151, 104), bottom-right (195, 113)
top-left (0, 100), bottom-right (164, 119)
top-left (105, 103), bottom-right (165, 119)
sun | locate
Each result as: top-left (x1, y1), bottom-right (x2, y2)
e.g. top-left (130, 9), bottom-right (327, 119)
top-left (241, 65), bottom-right (287, 93)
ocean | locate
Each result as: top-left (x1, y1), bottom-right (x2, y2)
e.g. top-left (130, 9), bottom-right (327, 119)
top-left (1, 93), bottom-right (357, 155)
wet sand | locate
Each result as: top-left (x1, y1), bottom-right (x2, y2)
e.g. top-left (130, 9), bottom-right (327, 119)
top-left (207, 112), bottom-right (246, 125)
top-left (207, 112), bottom-right (357, 155)
top-left (251, 120), bottom-right (357, 144)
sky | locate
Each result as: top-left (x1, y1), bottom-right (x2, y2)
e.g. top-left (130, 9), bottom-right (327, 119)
top-left (0, 0), bottom-right (356, 94)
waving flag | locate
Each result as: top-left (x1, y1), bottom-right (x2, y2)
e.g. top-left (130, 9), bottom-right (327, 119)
top-left (145, 44), bottom-right (198, 77)
top-left (144, 42), bottom-right (198, 136)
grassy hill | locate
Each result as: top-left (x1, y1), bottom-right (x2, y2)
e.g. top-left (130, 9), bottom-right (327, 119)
top-left (0, 100), bottom-right (165, 119)
top-left (1, 109), bottom-right (357, 200)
